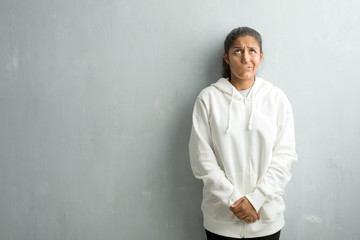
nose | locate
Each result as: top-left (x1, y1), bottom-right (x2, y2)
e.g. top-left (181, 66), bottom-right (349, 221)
top-left (241, 51), bottom-right (250, 63)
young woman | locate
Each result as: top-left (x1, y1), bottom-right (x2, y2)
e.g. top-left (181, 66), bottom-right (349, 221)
top-left (189, 27), bottom-right (297, 240)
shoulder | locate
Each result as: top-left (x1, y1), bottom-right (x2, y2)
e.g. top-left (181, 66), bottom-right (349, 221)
top-left (197, 86), bottom-right (215, 101)
top-left (196, 79), bottom-right (224, 102)
top-left (256, 77), bottom-right (293, 113)
top-left (258, 77), bottom-right (290, 102)
top-left (272, 86), bottom-right (290, 103)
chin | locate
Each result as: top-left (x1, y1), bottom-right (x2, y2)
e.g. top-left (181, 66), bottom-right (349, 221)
top-left (232, 72), bottom-right (255, 81)
top-left (239, 75), bottom-right (255, 81)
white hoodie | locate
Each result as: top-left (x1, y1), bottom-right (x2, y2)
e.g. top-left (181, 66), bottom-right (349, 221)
top-left (189, 77), bottom-right (297, 238)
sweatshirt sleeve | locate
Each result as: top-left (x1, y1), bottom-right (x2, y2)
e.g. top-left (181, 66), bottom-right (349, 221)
top-left (189, 97), bottom-right (242, 207)
top-left (245, 96), bottom-right (298, 212)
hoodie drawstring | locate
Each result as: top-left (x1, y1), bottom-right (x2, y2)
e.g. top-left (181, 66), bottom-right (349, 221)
top-left (226, 91), bottom-right (255, 133)
top-left (248, 99), bottom-right (254, 130)
top-left (225, 89), bottom-right (234, 134)
top-left (212, 77), bottom-right (264, 134)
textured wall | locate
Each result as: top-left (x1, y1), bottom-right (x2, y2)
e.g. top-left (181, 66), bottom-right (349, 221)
top-left (1, 0), bottom-right (360, 239)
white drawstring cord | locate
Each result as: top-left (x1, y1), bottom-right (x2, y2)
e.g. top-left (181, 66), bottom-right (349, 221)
top-left (248, 99), bottom-right (254, 130)
top-left (225, 89), bottom-right (235, 134)
top-left (226, 87), bottom-right (254, 133)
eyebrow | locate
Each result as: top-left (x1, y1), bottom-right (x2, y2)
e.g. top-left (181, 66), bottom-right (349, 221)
top-left (231, 45), bottom-right (259, 49)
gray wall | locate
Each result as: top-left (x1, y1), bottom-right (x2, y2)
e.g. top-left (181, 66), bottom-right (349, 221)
top-left (1, 0), bottom-right (360, 239)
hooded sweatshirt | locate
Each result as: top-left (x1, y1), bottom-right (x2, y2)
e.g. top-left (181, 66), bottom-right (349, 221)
top-left (189, 77), bottom-right (297, 238)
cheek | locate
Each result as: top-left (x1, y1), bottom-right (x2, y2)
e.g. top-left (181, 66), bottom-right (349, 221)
top-left (253, 59), bottom-right (261, 67)
top-left (229, 58), bottom-right (239, 68)
top-left (229, 55), bottom-right (238, 63)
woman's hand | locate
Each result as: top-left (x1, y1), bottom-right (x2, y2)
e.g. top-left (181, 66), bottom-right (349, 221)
top-left (230, 197), bottom-right (260, 223)
top-left (244, 212), bottom-right (261, 223)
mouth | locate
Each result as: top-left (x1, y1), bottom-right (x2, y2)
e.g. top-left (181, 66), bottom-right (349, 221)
top-left (246, 65), bottom-right (253, 71)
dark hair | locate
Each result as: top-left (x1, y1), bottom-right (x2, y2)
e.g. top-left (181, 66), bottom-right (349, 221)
top-left (222, 27), bottom-right (263, 80)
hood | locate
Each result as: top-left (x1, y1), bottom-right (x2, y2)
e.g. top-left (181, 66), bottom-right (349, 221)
top-left (211, 77), bottom-right (272, 99)
top-left (211, 77), bottom-right (273, 133)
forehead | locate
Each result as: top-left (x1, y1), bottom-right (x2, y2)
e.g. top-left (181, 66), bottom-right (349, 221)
top-left (231, 36), bottom-right (260, 48)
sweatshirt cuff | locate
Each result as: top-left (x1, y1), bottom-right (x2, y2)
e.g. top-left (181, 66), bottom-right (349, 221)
top-left (228, 188), bottom-right (243, 207)
top-left (245, 188), bottom-right (267, 212)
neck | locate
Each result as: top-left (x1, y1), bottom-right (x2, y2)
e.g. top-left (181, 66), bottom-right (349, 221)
top-left (229, 77), bottom-right (255, 91)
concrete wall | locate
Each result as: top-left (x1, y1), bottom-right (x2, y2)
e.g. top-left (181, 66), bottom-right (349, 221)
top-left (1, 0), bottom-right (360, 239)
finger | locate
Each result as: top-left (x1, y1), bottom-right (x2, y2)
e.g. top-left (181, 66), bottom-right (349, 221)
top-left (233, 207), bottom-right (257, 218)
top-left (231, 203), bottom-right (250, 214)
top-left (241, 213), bottom-right (258, 221)
top-left (245, 217), bottom-right (253, 223)
top-left (257, 212), bottom-right (260, 220)
top-left (235, 211), bottom-right (252, 219)
top-left (230, 197), bottom-right (244, 209)
top-left (235, 212), bottom-right (255, 220)
top-left (231, 207), bottom-right (244, 214)
top-left (235, 212), bottom-right (247, 219)
top-left (237, 215), bottom-right (250, 221)
top-left (246, 216), bottom-right (257, 224)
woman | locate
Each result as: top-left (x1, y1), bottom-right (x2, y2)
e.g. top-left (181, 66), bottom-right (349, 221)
top-left (189, 27), bottom-right (297, 240)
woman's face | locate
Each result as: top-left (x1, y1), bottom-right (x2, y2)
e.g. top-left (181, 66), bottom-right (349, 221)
top-left (224, 35), bottom-right (263, 82)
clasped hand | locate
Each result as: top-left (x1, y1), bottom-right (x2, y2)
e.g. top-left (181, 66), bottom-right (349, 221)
top-left (230, 197), bottom-right (260, 224)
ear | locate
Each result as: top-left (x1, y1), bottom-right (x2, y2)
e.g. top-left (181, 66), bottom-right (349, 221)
top-left (223, 52), bottom-right (229, 64)
top-left (260, 52), bottom-right (264, 62)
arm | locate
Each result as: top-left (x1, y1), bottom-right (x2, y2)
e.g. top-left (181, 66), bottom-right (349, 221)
top-left (245, 98), bottom-right (298, 212)
top-left (189, 97), bottom-right (242, 208)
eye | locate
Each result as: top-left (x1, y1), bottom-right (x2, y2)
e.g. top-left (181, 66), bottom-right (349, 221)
top-left (234, 49), bottom-right (242, 54)
top-left (250, 49), bottom-right (256, 53)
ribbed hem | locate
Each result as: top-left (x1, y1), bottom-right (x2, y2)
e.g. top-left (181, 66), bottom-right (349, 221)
top-left (204, 214), bottom-right (285, 238)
